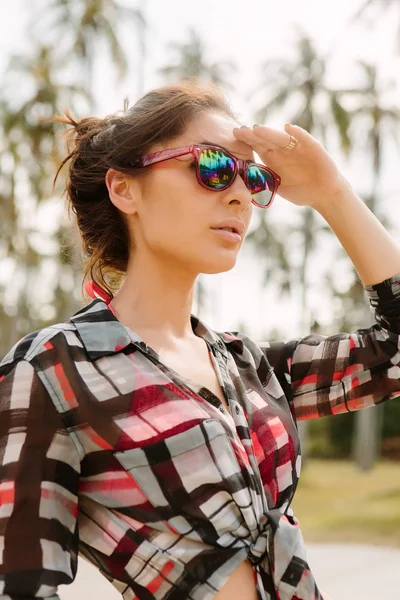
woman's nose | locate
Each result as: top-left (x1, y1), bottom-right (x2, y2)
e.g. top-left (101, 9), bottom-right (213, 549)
top-left (223, 172), bottom-right (253, 208)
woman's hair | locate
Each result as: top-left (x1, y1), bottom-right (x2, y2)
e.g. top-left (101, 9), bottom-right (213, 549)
top-left (52, 78), bottom-right (238, 301)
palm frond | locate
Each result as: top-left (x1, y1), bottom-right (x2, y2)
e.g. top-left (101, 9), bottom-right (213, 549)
top-left (253, 89), bottom-right (291, 124)
top-left (348, 0), bottom-right (388, 25)
top-left (329, 92), bottom-right (352, 155)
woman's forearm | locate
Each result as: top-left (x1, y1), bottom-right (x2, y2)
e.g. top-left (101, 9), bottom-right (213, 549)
top-left (315, 178), bottom-right (400, 287)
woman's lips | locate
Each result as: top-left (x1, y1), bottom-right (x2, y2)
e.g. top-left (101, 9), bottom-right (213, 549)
top-left (211, 228), bottom-right (242, 243)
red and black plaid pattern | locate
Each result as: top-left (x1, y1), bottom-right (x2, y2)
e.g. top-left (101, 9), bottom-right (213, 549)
top-left (1, 273), bottom-right (400, 600)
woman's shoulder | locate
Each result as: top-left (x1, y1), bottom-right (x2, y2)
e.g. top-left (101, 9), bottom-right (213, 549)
top-left (218, 328), bottom-right (271, 362)
top-left (217, 328), bottom-right (295, 377)
top-left (0, 318), bottom-right (81, 372)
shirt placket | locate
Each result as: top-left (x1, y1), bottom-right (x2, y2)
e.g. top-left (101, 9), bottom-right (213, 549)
top-left (212, 341), bottom-right (271, 517)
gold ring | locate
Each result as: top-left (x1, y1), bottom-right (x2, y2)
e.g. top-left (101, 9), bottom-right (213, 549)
top-left (281, 135), bottom-right (298, 151)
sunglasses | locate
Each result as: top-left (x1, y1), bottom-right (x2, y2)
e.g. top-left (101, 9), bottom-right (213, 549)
top-left (128, 144), bottom-right (281, 208)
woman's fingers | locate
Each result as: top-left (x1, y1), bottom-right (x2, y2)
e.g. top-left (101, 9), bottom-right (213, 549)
top-left (285, 123), bottom-right (318, 145)
top-left (233, 123), bottom-right (302, 153)
top-left (233, 124), bottom-right (287, 150)
top-left (253, 124), bottom-right (298, 150)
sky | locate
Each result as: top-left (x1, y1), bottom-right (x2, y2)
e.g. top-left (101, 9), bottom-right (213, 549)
top-left (1, 0), bottom-right (400, 341)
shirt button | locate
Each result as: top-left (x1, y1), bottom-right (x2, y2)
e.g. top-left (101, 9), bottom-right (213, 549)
top-left (235, 405), bottom-right (240, 415)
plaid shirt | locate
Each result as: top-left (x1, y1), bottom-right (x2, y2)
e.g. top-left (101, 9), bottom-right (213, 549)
top-left (1, 274), bottom-right (400, 600)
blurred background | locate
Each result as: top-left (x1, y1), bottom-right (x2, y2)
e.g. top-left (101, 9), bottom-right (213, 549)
top-left (1, 0), bottom-right (400, 595)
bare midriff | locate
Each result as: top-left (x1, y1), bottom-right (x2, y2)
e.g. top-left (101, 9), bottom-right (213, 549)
top-left (213, 559), bottom-right (334, 600)
top-left (214, 559), bottom-right (259, 600)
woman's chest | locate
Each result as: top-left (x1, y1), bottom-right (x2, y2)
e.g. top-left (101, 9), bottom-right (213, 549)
top-left (156, 343), bottom-right (230, 412)
top-left (72, 347), bottom-right (300, 508)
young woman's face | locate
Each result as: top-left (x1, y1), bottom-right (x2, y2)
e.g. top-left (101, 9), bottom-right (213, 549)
top-left (129, 110), bottom-right (255, 275)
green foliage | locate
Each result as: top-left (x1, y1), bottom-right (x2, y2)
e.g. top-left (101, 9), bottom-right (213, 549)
top-left (326, 411), bottom-right (356, 457)
top-left (158, 27), bottom-right (237, 92)
top-left (382, 399), bottom-right (400, 438)
top-left (307, 401), bottom-right (400, 460)
top-left (307, 412), bottom-right (355, 460)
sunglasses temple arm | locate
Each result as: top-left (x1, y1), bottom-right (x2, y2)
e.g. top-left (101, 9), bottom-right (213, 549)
top-left (138, 146), bottom-right (193, 168)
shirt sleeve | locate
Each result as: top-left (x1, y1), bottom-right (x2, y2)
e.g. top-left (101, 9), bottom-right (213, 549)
top-left (262, 273), bottom-right (400, 420)
top-left (0, 360), bottom-right (81, 599)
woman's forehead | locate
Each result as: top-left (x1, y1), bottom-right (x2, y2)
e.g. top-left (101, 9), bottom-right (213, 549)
top-left (157, 111), bottom-right (255, 161)
top-left (183, 112), bottom-right (254, 159)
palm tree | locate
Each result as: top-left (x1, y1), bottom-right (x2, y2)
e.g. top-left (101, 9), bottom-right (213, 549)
top-left (349, 0), bottom-right (400, 51)
top-left (252, 34), bottom-right (352, 332)
top-left (0, 0), bottom-right (147, 356)
top-left (250, 33), bottom-right (352, 461)
top-left (0, 42), bottom-right (89, 354)
top-left (32, 0), bottom-right (147, 94)
top-left (329, 62), bottom-right (400, 470)
top-left (159, 28), bottom-right (236, 92)
top-left (244, 216), bottom-right (292, 300)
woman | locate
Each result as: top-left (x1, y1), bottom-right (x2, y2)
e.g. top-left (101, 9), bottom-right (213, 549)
top-left (0, 79), bottom-right (399, 600)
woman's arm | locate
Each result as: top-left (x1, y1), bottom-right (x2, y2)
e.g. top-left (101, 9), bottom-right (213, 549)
top-left (262, 272), bottom-right (400, 420)
top-left (0, 360), bottom-right (81, 599)
top-left (231, 271), bottom-right (400, 420)
top-left (232, 123), bottom-right (400, 419)
top-left (314, 178), bottom-right (400, 286)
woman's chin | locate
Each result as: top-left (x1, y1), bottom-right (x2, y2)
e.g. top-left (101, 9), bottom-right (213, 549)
top-left (199, 255), bottom-right (238, 275)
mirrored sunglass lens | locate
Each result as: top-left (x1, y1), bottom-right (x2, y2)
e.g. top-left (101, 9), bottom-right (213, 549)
top-left (199, 148), bottom-right (235, 189)
top-left (247, 165), bottom-right (274, 206)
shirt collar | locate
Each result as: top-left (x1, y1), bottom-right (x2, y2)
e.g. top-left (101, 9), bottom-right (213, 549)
top-left (69, 298), bottom-right (243, 360)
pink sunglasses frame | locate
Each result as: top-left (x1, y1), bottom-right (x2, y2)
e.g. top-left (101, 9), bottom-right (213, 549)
top-left (128, 144), bottom-right (281, 208)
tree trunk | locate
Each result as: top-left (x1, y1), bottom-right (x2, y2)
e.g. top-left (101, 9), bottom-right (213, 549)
top-left (297, 208), bottom-right (314, 466)
top-left (353, 404), bottom-right (383, 471)
top-left (352, 299), bottom-right (382, 471)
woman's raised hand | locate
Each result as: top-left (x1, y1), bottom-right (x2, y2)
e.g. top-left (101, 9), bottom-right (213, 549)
top-left (233, 123), bottom-right (351, 210)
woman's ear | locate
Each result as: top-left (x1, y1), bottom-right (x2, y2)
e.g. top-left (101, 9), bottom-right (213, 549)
top-left (105, 168), bottom-right (142, 215)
